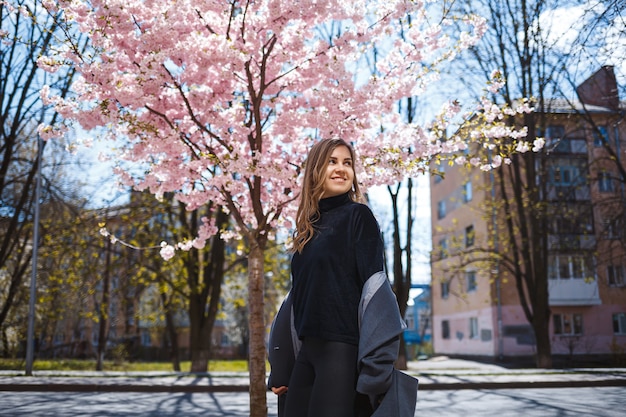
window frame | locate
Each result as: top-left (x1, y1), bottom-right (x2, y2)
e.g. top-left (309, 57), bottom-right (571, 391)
top-left (437, 200), bottom-right (447, 219)
top-left (434, 164), bottom-right (446, 184)
top-left (441, 281), bottom-right (450, 299)
top-left (593, 125), bottom-right (609, 147)
top-left (553, 313), bottom-right (583, 336)
top-left (441, 320), bottom-right (450, 339)
top-left (607, 264), bottom-right (625, 287)
top-left (613, 313), bottom-right (626, 335)
top-left (598, 171), bottom-right (615, 192)
top-left (141, 330), bottom-right (152, 347)
top-left (466, 270), bottom-right (477, 292)
top-left (548, 254), bottom-right (592, 280)
top-left (463, 181), bottom-right (473, 202)
top-left (604, 217), bottom-right (623, 239)
top-left (439, 238), bottom-right (448, 260)
top-left (465, 224), bottom-right (475, 247)
top-left (469, 317), bottom-right (479, 339)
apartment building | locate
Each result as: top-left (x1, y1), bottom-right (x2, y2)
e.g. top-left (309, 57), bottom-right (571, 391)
top-left (430, 67), bottom-right (626, 364)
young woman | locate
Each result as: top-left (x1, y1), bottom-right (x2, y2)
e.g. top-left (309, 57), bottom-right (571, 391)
top-left (269, 138), bottom-right (417, 417)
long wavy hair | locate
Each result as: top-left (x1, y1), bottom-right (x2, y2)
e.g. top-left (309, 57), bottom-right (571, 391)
top-left (292, 138), bottom-right (364, 253)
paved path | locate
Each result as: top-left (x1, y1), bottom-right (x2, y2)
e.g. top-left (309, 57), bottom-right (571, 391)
top-left (1, 357), bottom-right (624, 392)
top-left (2, 387), bottom-right (625, 416)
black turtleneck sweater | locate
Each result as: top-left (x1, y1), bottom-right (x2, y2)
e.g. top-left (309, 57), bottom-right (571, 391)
top-left (291, 192), bottom-right (385, 346)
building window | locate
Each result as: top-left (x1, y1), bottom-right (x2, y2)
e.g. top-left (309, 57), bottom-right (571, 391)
top-left (465, 225), bottom-right (474, 247)
top-left (604, 218), bottom-right (623, 239)
top-left (593, 125), bottom-right (609, 147)
top-left (544, 125), bottom-right (565, 146)
top-left (126, 304), bottom-right (135, 326)
top-left (434, 164), bottom-right (446, 184)
top-left (141, 330), bottom-right (152, 347)
top-left (565, 137), bottom-right (588, 153)
top-left (553, 214), bottom-right (593, 235)
top-left (553, 313), bottom-right (583, 336)
top-left (441, 320), bottom-right (450, 339)
top-left (613, 313), bottom-right (626, 335)
top-left (551, 137), bottom-right (588, 154)
top-left (550, 165), bottom-right (575, 185)
top-left (437, 200), bottom-right (446, 219)
top-left (548, 164), bottom-right (588, 201)
top-left (469, 317), bottom-right (479, 339)
top-left (548, 254), bottom-right (591, 280)
top-left (405, 313), bottom-right (415, 331)
top-left (466, 271), bottom-right (477, 292)
top-left (439, 238), bottom-right (448, 260)
top-left (463, 181), bottom-right (473, 202)
top-left (110, 300), bottom-right (118, 319)
top-left (608, 265), bottom-right (625, 287)
top-left (54, 333), bottom-right (65, 346)
top-left (598, 172), bottom-right (614, 192)
top-left (441, 281), bottom-right (449, 299)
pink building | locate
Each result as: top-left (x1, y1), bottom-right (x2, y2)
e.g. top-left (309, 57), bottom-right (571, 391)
top-left (430, 67), bottom-right (626, 365)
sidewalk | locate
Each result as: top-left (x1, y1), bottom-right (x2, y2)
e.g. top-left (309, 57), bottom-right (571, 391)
top-left (406, 356), bottom-right (626, 390)
top-left (1, 356), bottom-right (625, 392)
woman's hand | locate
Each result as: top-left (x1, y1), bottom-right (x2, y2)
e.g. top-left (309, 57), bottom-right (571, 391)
top-left (271, 386), bottom-right (288, 395)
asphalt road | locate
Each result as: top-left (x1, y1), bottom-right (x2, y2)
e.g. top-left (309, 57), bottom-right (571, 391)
top-left (0, 387), bottom-right (624, 416)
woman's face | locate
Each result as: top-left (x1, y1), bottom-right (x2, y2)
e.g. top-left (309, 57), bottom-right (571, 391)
top-left (321, 145), bottom-right (354, 198)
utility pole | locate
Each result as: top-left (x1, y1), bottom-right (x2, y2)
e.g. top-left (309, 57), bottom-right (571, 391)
top-left (25, 136), bottom-right (43, 376)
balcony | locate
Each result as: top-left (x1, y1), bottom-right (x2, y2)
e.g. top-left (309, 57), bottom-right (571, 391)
top-left (548, 278), bottom-right (601, 306)
top-left (548, 234), bottom-right (596, 250)
top-left (545, 185), bottom-right (591, 201)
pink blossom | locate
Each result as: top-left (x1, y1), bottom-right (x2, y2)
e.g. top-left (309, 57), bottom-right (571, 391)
top-left (516, 141), bottom-right (531, 153)
top-left (159, 242), bottom-right (176, 261)
top-left (38, 0), bottom-right (537, 254)
top-left (533, 138), bottom-right (546, 152)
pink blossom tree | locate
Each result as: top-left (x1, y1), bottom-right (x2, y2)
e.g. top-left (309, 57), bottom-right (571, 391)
top-left (39, 1), bottom-right (536, 415)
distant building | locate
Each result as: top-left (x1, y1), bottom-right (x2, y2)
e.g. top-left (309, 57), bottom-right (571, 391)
top-left (403, 285), bottom-right (432, 357)
top-left (430, 67), bottom-right (626, 364)
top-left (32, 194), bottom-right (243, 362)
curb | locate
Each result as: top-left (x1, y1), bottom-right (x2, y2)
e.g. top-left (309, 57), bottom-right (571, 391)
top-left (0, 383), bottom-right (249, 393)
top-left (417, 378), bottom-right (626, 390)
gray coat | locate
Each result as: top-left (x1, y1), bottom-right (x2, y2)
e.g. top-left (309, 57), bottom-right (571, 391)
top-left (267, 272), bottom-right (418, 417)
top-left (357, 271), bottom-right (419, 417)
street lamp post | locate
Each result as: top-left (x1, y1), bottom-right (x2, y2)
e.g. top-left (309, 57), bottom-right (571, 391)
top-left (25, 136), bottom-right (42, 376)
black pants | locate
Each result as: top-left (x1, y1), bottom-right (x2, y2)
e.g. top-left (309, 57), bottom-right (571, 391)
top-left (283, 337), bottom-right (359, 417)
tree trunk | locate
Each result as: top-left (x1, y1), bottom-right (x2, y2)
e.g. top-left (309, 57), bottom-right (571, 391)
top-left (189, 307), bottom-right (211, 373)
top-left (387, 180), bottom-right (413, 371)
top-left (188, 207), bottom-right (228, 373)
top-left (188, 263), bottom-right (211, 373)
top-left (534, 318), bottom-right (553, 369)
top-left (96, 240), bottom-right (111, 371)
top-left (501, 149), bottom-right (554, 370)
top-left (396, 337), bottom-right (408, 370)
top-left (168, 323), bottom-right (181, 372)
top-left (161, 293), bottom-right (181, 372)
top-left (533, 267), bottom-right (552, 369)
top-left (248, 243), bottom-right (267, 417)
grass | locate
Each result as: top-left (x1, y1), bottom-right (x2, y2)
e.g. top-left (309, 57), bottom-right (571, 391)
top-left (0, 358), bottom-right (250, 373)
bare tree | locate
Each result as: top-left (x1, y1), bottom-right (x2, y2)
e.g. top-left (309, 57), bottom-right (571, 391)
top-left (565, 1), bottom-right (626, 261)
top-left (441, 0), bottom-right (585, 368)
top-left (437, 0), bottom-right (626, 368)
top-left (0, 1), bottom-right (86, 337)
top-left (104, 191), bottom-right (232, 372)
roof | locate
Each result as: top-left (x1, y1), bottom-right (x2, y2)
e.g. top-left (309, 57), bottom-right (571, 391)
top-left (535, 98), bottom-right (626, 115)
